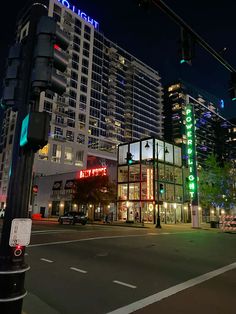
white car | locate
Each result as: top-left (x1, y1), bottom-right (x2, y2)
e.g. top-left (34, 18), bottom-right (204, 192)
top-left (0, 209), bottom-right (5, 218)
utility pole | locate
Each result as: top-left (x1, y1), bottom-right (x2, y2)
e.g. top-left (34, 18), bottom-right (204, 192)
top-left (0, 3), bottom-right (69, 313)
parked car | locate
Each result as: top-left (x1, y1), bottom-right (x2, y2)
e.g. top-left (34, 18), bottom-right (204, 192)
top-left (0, 209), bottom-right (5, 219)
top-left (58, 211), bottom-right (87, 225)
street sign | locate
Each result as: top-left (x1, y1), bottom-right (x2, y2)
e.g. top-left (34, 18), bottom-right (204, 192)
top-left (9, 218), bottom-right (32, 247)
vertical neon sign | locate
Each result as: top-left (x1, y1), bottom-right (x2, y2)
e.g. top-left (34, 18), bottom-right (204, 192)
top-left (185, 104), bottom-right (198, 202)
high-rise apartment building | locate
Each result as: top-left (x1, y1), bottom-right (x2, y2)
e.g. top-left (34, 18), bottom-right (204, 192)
top-left (0, 0), bottom-right (163, 207)
top-left (164, 81), bottom-right (232, 166)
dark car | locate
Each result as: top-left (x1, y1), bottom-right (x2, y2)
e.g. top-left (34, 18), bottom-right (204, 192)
top-left (58, 211), bottom-right (87, 225)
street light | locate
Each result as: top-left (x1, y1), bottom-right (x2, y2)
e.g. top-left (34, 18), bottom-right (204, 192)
top-left (144, 140), bottom-right (169, 228)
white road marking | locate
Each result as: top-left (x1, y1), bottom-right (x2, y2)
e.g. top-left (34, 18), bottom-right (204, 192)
top-left (40, 258), bottom-right (54, 263)
top-left (70, 267), bottom-right (87, 274)
top-left (28, 232), bottom-right (193, 248)
top-left (113, 280), bottom-right (137, 289)
top-left (107, 262), bottom-right (236, 314)
top-left (32, 229), bottom-right (77, 235)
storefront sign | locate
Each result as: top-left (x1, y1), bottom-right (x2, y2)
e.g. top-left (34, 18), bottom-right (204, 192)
top-left (186, 104), bottom-right (198, 202)
top-left (57, 0), bottom-right (99, 29)
top-left (77, 167), bottom-right (107, 179)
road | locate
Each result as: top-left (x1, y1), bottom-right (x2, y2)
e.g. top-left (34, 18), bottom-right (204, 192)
top-left (1, 221), bottom-right (236, 313)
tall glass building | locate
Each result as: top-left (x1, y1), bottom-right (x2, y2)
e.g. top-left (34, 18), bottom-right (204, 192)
top-left (164, 81), bottom-right (232, 166)
top-left (0, 0), bottom-right (163, 207)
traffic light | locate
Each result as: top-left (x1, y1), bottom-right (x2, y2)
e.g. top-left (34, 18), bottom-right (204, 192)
top-left (1, 43), bottom-right (22, 111)
top-left (229, 72), bottom-right (236, 101)
top-left (31, 16), bottom-right (70, 95)
top-left (136, 0), bottom-right (150, 9)
top-left (179, 28), bottom-right (194, 65)
top-left (126, 152), bottom-right (133, 165)
top-left (159, 183), bottom-right (164, 194)
top-left (20, 111), bottom-right (50, 151)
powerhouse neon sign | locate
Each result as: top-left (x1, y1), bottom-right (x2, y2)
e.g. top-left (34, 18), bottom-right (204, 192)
top-left (57, 0), bottom-right (99, 29)
top-left (186, 104), bottom-right (198, 200)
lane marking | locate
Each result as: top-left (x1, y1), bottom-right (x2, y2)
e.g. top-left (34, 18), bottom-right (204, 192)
top-left (28, 232), bottom-right (194, 248)
top-left (70, 267), bottom-right (87, 274)
top-left (32, 229), bottom-right (77, 235)
top-left (107, 262), bottom-right (236, 314)
top-left (40, 258), bottom-right (54, 263)
top-left (113, 280), bottom-right (137, 289)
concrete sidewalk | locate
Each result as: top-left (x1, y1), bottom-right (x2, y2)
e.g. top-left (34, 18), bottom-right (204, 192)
top-left (37, 217), bottom-right (221, 232)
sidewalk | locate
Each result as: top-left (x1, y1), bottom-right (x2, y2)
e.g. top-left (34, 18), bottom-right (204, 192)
top-left (37, 217), bottom-right (221, 232)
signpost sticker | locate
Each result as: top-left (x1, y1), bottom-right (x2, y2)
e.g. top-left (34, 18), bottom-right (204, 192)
top-left (9, 218), bottom-right (32, 247)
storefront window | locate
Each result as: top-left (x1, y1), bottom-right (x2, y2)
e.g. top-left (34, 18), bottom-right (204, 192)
top-left (130, 142), bottom-right (140, 162)
top-left (118, 145), bottom-right (128, 164)
top-left (129, 183), bottom-right (140, 200)
top-left (129, 164), bottom-right (140, 181)
top-left (118, 166), bottom-right (128, 182)
top-left (142, 139), bottom-right (154, 160)
top-left (155, 139), bottom-right (164, 161)
top-left (165, 165), bottom-right (174, 182)
top-left (165, 183), bottom-right (174, 201)
top-left (165, 143), bottom-right (173, 164)
top-left (158, 163), bottom-right (165, 180)
top-left (174, 167), bottom-right (182, 184)
top-left (143, 202), bottom-right (154, 223)
top-left (174, 146), bottom-right (182, 166)
top-left (175, 185), bottom-right (183, 202)
top-left (141, 182), bottom-right (147, 200)
top-left (118, 184), bottom-right (128, 200)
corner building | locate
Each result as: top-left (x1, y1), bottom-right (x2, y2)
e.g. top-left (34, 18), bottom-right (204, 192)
top-left (0, 0), bottom-right (163, 206)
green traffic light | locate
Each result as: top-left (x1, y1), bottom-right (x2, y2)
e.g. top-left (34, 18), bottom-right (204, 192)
top-left (180, 59), bottom-right (186, 64)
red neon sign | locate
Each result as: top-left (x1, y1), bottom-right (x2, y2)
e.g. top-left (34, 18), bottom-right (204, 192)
top-left (77, 167), bottom-right (108, 179)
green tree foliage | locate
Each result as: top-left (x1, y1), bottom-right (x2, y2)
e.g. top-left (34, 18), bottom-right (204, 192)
top-left (73, 175), bottom-right (116, 208)
top-left (199, 154), bottom-right (235, 210)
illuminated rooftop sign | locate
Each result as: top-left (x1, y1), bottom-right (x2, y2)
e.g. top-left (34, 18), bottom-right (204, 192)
top-left (77, 167), bottom-right (107, 179)
top-left (186, 104), bottom-right (198, 202)
top-left (57, 0), bottom-right (99, 29)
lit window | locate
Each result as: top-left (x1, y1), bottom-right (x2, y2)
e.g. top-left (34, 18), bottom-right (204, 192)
top-left (38, 144), bottom-right (49, 160)
top-left (64, 147), bottom-right (73, 164)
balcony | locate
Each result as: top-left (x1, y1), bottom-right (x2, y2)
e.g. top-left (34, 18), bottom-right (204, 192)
top-left (52, 134), bottom-right (66, 142)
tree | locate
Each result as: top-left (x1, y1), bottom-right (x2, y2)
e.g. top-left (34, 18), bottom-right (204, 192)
top-left (198, 154), bottom-right (236, 212)
top-left (72, 175), bottom-right (116, 210)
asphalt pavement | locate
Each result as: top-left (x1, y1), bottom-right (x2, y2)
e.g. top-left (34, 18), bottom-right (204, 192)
top-left (19, 221), bottom-right (235, 314)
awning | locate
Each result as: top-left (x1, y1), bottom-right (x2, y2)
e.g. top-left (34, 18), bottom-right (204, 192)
top-left (52, 181), bottom-right (62, 190)
top-left (64, 179), bottom-right (76, 190)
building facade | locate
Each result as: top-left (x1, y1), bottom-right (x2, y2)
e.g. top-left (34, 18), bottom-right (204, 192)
top-left (0, 0), bottom-right (164, 207)
top-left (164, 81), bottom-right (232, 167)
top-left (117, 137), bottom-right (186, 224)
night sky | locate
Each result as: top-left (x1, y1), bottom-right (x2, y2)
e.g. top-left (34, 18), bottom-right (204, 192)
top-left (1, 0), bottom-right (236, 118)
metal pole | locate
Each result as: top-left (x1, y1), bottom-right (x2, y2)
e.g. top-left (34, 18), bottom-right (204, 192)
top-left (155, 141), bottom-right (161, 228)
top-left (0, 5), bottom-right (47, 313)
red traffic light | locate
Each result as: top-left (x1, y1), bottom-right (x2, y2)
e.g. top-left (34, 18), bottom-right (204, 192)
top-left (32, 185), bottom-right (38, 193)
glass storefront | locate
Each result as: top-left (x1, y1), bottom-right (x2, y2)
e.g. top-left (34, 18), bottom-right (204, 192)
top-left (117, 138), bottom-right (184, 224)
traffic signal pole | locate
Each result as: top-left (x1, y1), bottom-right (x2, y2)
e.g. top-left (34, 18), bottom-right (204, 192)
top-left (0, 4), bottom-right (47, 313)
top-left (151, 0), bottom-right (236, 73)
